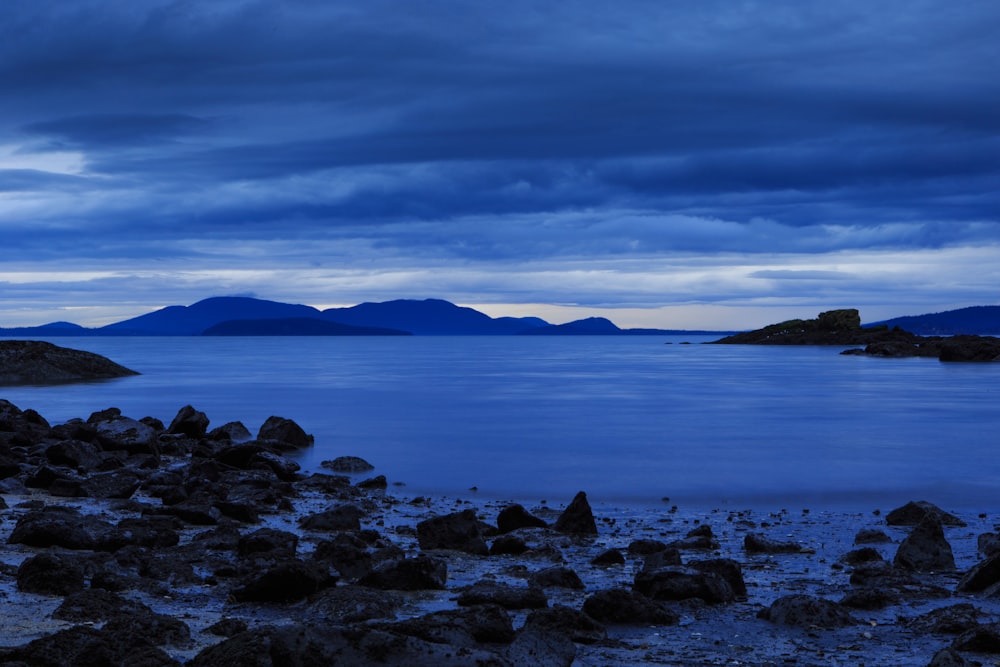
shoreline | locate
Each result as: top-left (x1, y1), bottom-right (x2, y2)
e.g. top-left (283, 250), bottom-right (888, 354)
top-left (1, 401), bottom-right (999, 665)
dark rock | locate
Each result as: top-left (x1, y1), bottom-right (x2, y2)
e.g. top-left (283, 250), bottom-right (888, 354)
top-left (17, 552), bottom-right (86, 595)
top-left (553, 491), bottom-right (597, 536)
top-left (111, 516), bottom-right (181, 549)
top-left (759, 594), bottom-right (856, 628)
top-left (894, 516), bottom-right (955, 572)
top-left (207, 421), bottom-right (253, 443)
top-left (908, 604), bottom-right (985, 634)
top-left (491, 534), bottom-right (530, 556)
top-left (92, 415), bottom-right (160, 456)
top-left (839, 587), bottom-right (900, 610)
top-left (44, 440), bottom-right (102, 470)
top-left (505, 624), bottom-right (576, 667)
top-left (582, 588), bottom-right (680, 625)
top-left (385, 604), bottom-right (516, 646)
top-left (855, 528), bottom-right (893, 544)
top-left (689, 558), bottom-right (747, 597)
top-left (8, 506), bottom-right (117, 551)
top-left (308, 585), bottom-right (403, 624)
top-left (297, 472), bottom-right (352, 494)
top-left (953, 623), bottom-right (1000, 653)
top-left (167, 404), bottom-right (210, 437)
top-left (102, 609), bottom-right (191, 647)
top-left (744, 532), bottom-right (806, 554)
top-left (628, 539), bottom-right (669, 555)
top-left (312, 534), bottom-right (374, 581)
top-left (0, 341), bottom-right (139, 385)
top-left (928, 648), bottom-right (970, 667)
top-left (416, 508), bottom-right (489, 555)
top-left (299, 504), bottom-right (364, 532)
top-left (523, 605), bottom-right (606, 644)
top-left (80, 469), bottom-right (142, 499)
top-left (886, 500), bottom-right (966, 527)
top-left (237, 527), bottom-right (299, 560)
top-left (979, 533), bottom-right (1000, 558)
top-left (840, 547), bottom-right (885, 566)
top-left (640, 548), bottom-right (682, 572)
top-left (322, 455), bottom-right (375, 473)
top-left (497, 503), bottom-right (548, 533)
top-left (206, 618), bottom-right (249, 637)
top-left (51, 589), bottom-right (151, 622)
top-left (257, 415), bottom-right (313, 449)
top-left (529, 566), bottom-right (585, 590)
top-left (939, 334), bottom-right (1000, 362)
top-left (155, 501), bottom-right (221, 526)
top-left (633, 566), bottom-right (735, 604)
top-left (591, 548), bottom-right (625, 566)
top-left (232, 559), bottom-right (337, 602)
top-left (0, 625), bottom-right (180, 667)
top-left (958, 552), bottom-right (1000, 593)
top-left (358, 554), bottom-right (448, 590)
top-left (357, 474), bottom-right (388, 489)
top-left (457, 579), bottom-right (549, 609)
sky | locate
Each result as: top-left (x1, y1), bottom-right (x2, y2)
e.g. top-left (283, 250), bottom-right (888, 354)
top-left (1, 1), bottom-right (999, 330)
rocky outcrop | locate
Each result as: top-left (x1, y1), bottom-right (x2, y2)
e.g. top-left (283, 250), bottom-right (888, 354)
top-left (759, 594), bottom-right (857, 628)
top-left (0, 340), bottom-right (139, 385)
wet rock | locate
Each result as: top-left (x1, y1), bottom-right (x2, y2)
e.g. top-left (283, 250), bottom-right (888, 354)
top-left (8, 506), bottom-right (117, 551)
top-left (0, 342), bottom-right (138, 386)
top-left (0, 625), bottom-right (179, 667)
top-left (886, 500), bottom-right (966, 527)
top-left (92, 415), bottom-right (160, 456)
top-left (44, 440), bottom-right (102, 470)
top-left (232, 559), bottom-right (337, 602)
top-left (759, 594), bottom-right (856, 628)
top-left (457, 579), bottom-right (549, 609)
top-left (590, 548), bottom-right (625, 566)
top-left (155, 501), bottom-right (221, 526)
top-left (206, 618), bottom-right (249, 637)
top-left (322, 456), bottom-right (375, 473)
top-left (497, 503), bottom-right (548, 533)
top-left (553, 491), bottom-right (597, 536)
top-left (358, 554), bottom-right (448, 590)
top-left (839, 586), bottom-right (900, 610)
top-left (312, 534), bottom-right (374, 580)
top-left (854, 528), bottom-right (893, 544)
top-left (840, 547), bottom-right (885, 566)
top-left (640, 548), bottom-right (683, 572)
top-left (957, 553), bottom-right (1000, 593)
top-left (523, 605), bottom-right (607, 644)
top-left (744, 532), bottom-right (806, 554)
top-left (689, 558), bottom-right (747, 598)
top-left (237, 527), bottom-right (299, 560)
top-left (207, 421), bottom-right (253, 443)
top-left (167, 404), bottom-right (210, 437)
top-left (628, 539), bottom-right (669, 555)
top-left (979, 533), bottom-right (1000, 558)
top-left (111, 516), bottom-right (181, 549)
top-left (102, 609), bottom-right (191, 647)
top-left (385, 604), bottom-right (516, 646)
top-left (357, 474), bottom-right (388, 490)
top-left (939, 335), bottom-right (1000, 362)
top-left (257, 415), bottom-right (313, 449)
top-left (908, 603), bottom-right (985, 635)
top-left (633, 565), bottom-right (735, 604)
top-left (894, 516), bottom-right (955, 572)
top-left (928, 648), bottom-right (970, 667)
top-left (953, 623), bottom-right (1000, 653)
top-left (52, 589), bottom-right (151, 622)
top-left (529, 566), bottom-right (585, 590)
top-left (416, 508), bottom-right (489, 555)
top-left (309, 585), bottom-right (402, 624)
top-left (491, 534), bottom-right (530, 556)
top-left (668, 525), bottom-right (720, 550)
top-left (505, 624), bottom-right (576, 667)
top-left (582, 588), bottom-right (680, 625)
top-left (80, 469), bottom-right (142, 499)
top-left (17, 552), bottom-right (86, 595)
top-left (299, 503), bottom-right (364, 532)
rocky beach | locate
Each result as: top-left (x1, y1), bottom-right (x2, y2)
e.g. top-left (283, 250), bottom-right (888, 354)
top-left (0, 399), bottom-right (998, 666)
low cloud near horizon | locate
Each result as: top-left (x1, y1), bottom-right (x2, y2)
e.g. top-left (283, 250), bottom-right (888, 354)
top-left (2, 1), bottom-right (998, 328)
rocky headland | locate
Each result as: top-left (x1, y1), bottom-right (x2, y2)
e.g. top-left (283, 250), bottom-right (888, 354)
top-left (0, 341), bottom-right (139, 386)
top-left (1, 401), bottom-right (1000, 665)
top-left (713, 309), bottom-right (1000, 361)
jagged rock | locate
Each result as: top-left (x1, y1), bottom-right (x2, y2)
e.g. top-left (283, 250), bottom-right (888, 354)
top-left (44, 440), bottom-right (102, 470)
top-left (894, 516), bottom-right (955, 572)
top-left (744, 532), bottom-right (806, 554)
top-left (102, 609), bottom-right (191, 647)
top-left (308, 585), bottom-right (402, 624)
top-left (667, 525), bottom-right (720, 550)
top-left (529, 566), bottom-right (585, 590)
top-left (256, 416), bottom-right (313, 449)
top-left (980, 533), bottom-right (1000, 558)
top-left (759, 594), bottom-right (856, 628)
top-left (840, 547), bottom-right (886, 566)
top-left (591, 549), bottom-right (625, 566)
top-left (207, 421), bottom-right (253, 442)
top-left (17, 552), bottom-right (86, 595)
top-left (80, 470), bottom-right (142, 499)
top-left (232, 559), bottom-right (337, 602)
top-left (640, 548), bottom-right (683, 572)
top-left (457, 580), bottom-right (549, 609)
top-left (0, 341), bottom-right (138, 386)
top-left (582, 588), bottom-right (680, 625)
top-left (553, 491), bottom-right (597, 536)
top-left (358, 555), bottom-right (448, 590)
top-left (167, 405), bottom-right (210, 437)
top-left (91, 415), bottom-right (160, 456)
top-left (957, 552), bottom-right (1000, 593)
top-left (416, 508), bottom-right (489, 555)
top-left (299, 504), bottom-right (364, 532)
top-left (497, 503), bottom-right (547, 533)
top-left (886, 500), bottom-right (966, 527)
top-left (322, 456), bottom-right (375, 473)
top-left (0, 625), bottom-right (180, 667)
top-left (633, 566), bottom-right (735, 604)
top-left (357, 474), bottom-right (387, 489)
top-left (523, 605), bottom-right (606, 644)
top-left (939, 335), bottom-right (1000, 362)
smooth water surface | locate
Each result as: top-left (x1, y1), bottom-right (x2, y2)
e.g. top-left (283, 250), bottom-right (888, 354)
top-left (3, 336), bottom-right (998, 510)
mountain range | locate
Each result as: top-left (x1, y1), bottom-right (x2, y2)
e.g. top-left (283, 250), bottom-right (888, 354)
top-left (1, 297), bottom-right (997, 337)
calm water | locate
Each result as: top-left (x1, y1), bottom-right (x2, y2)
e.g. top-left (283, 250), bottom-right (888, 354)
top-left (3, 336), bottom-right (998, 510)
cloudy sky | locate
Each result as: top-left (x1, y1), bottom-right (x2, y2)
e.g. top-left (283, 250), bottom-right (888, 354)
top-left (2, 1), bottom-right (998, 329)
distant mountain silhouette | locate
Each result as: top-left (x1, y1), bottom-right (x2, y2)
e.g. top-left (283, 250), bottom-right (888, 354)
top-left (321, 299), bottom-right (548, 335)
top-left (521, 317), bottom-right (621, 335)
top-left (202, 317), bottom-right (410, 336)
top-left (866, 306), bottom-right (1000, 335)
top-left (100, 296), bottom-right (320, 335)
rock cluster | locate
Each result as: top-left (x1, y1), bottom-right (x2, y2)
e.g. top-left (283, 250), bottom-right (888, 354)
top-left (3, 400), bottom-right (1000, 666)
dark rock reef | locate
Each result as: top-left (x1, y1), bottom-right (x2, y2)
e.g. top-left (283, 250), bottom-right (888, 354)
top-left (0, 340), bottom-right (139, 385)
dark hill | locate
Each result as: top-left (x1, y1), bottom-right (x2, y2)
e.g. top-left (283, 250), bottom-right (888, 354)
top-left (321, 299), bottom-right (548, 335)
top-left (521, 317), bottom-right (622, 335)
top-left (0, 340), bottom-right (139, 385)
top-left (867, 306), bottom-right (1000, 335)
top-left (202, 318), bottom-right (410, 336)
top-left (100, 297), bottom-right (321, 335)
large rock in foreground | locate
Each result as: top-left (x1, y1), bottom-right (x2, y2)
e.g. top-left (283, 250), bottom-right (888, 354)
top-left (0, 340), bottom-right (139, 385)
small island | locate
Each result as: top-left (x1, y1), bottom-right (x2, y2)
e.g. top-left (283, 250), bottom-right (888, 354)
top-left (0, 340), bottom-right (139, 386)
top-left (712, 309), bottom-right (1000, 362)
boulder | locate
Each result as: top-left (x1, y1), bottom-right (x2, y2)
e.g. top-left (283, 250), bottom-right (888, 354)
top-left (957, 552), bottom-right (1000, 593)
top-left (591, 548), bottom-right (625, 566)
top-left (529, 566), bottom-right (585, 590)
top-left (523, 605), bottom-right (607, 644)
top-left (51, 589), bottom-right (151, 622)
top-left (167, 404), bottom-right (210, 437)
top-left (505, 624), bottom-right (576, 667)
top-left (689, 558), bottom-right (747, 598)
top-left (457, 580), bottom-right (549, 609)
top-left (207, 421), bottom-right (253, 443)
top-left (907, 603), bottom-right (984, 635)
top-left (416, 508), bottom-right (489, 555)
top-left (952, 624), bottom-right (1000, 653)
top-left (321, 456), bottom-right (375, 473)
top-left (299, 504), bottom-right (364, 532)
top-left (384, 604), bottom-right (516, 646)
top-left (91, 415), bottom-right (160, 455)
top-left (744, 532), bottom-right (806, 554)
top-left (308, 585), bottom-right (402, 624)
top-left (894, 516), bottom-right (955, 572)
top-left (312, 534), bottom-right (374, 581)
top-left (582, 588), bottom-right (679, 625)
top-left (8, 506), bottom-right (117, 551)
top-left (17, 552), bottom-right (86, 595)
top-left (628, 539), bottom-right (669, 555)
top-left (885, 500), bottom-right (966, 527)
top-left (0, 625), bottom-right (179, 667)
top-left (633, 566), bottom-right (735, 604)
top-left (979, 533), bottom-right (1000, 558)
top-left (257, 416), bottom-right (313, 449)
top-left (928, 648), bottom-right (970, 667)
top-left (237, 528), bottom-right (299, 560)
top-left (358, 555), bottom-right (448, 590)
top-left (44, 440), bottom-right (102, 470)
top-left (490, 534), bottom-right (530, 556)
top-left (0, 341), bottom-right (138, 386)
top-left (232, 559), bottom-right (337, 602)
top-left (553, 491), bottom-right (597, 536)
top-left (497, 503), bottom-right (547, 533)
top-left (759, 594), bottom-right (856, 628)
top-left (854, 528), bottom-right (893, 544)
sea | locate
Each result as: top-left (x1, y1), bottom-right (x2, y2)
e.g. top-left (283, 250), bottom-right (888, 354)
top-left (3, 335), bottom-right (998, 512)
